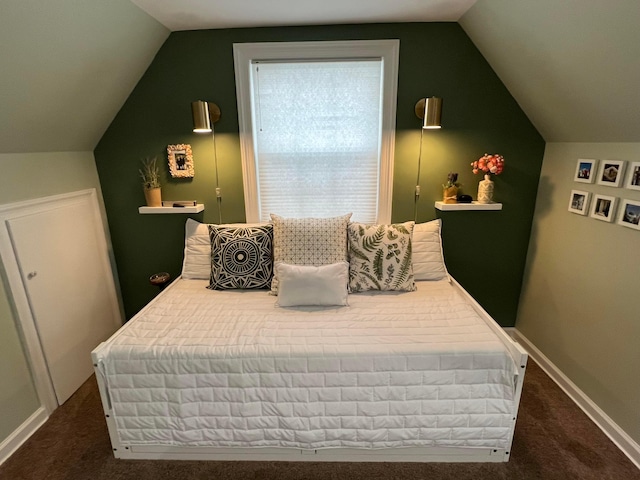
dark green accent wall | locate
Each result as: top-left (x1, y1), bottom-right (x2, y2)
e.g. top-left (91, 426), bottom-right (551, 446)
top-left (95, 23), bottom-right (545, 324)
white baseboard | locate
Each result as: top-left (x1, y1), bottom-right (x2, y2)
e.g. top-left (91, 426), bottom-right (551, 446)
top-left (0, 407), bottom-right (48, 466)
top-left (506, 328), bottom-right (640, 470)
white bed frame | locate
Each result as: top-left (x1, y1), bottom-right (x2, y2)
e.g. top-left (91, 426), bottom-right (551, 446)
top-left (92, 277), bottom-right (528, 463)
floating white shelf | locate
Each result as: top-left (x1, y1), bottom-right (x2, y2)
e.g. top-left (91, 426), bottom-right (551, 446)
top-left (435, 201), bottom-right (502, 211)
top-left (139, 204), bottom-right (205, 214)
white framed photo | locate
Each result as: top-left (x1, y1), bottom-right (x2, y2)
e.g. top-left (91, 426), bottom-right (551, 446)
top-left (568, 190), bottom-right (590, 215)
top-left (624, 161), bottom-right (640, 191)
top-left (617, 199), bottom-right (640, 230)
top-left (596, 159), bottom-right (626, 187)
top-left (589, 194), bottom-right (617, 222)
top-left (167, 144), bottom-right (194, 178)
top-left (574, 158), bottom-right (597, 183)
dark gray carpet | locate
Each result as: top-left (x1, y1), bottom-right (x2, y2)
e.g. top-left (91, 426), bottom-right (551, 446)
top-left (1, 360), bottom-right (638, 480)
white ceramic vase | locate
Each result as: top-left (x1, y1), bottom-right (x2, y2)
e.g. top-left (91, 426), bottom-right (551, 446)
top-left (477, 174), bottom-right (494, 204)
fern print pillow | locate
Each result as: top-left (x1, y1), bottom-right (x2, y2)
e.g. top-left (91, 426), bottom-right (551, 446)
top-left (347, 221), bottom-right (416, 292)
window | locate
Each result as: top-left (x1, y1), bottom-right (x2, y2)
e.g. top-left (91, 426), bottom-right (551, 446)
top-left (233, 40), bottom-right (399, 223)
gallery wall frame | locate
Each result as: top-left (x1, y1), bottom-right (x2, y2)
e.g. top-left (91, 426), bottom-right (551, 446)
top-left (574, 158), bottom-right (597, 184)
top-left (589, 194), bottom-right (617, 223)
top-left (617, 198), bottom-right (640, 230)
top-left (624, 161), bottom-right (640, 191)
top-left (568, 190), bottom-right (590, 215)
top-left (596, 159), bottom-right (626, 188)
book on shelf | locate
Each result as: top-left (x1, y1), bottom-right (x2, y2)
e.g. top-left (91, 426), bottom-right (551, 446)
top-left (161, 200), bottom-right (198, 208)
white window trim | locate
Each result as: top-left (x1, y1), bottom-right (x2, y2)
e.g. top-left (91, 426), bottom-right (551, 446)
top-left (233, 40), bottom-right (399, 224)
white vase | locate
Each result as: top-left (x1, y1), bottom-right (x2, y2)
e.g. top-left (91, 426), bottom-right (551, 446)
top-left (477, 174), bottom-right (494, 204)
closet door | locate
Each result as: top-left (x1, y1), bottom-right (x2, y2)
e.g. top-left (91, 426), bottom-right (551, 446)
top-left (6, 193), bottom-right (121, 405)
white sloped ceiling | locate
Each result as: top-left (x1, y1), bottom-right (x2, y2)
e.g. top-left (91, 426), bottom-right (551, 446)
top-left (460, 0), bottom-right (640, 142)
top-left (0, 0), bottom-right (169, 153)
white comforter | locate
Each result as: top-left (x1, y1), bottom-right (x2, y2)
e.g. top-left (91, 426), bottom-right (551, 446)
top-left (95, 279), bottom-right (517, 449)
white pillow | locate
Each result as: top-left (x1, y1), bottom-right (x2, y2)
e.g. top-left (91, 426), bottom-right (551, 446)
top-left (275, 262), bottom-right (349, 307)
top-left (181, 218), bottom-right (269, 280)
top-left (270, 213), bottom-right (352, 294)
top-left (412, 219), bottom-right (450, 281)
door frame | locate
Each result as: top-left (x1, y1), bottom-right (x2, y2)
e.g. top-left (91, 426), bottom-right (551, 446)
top-left (0, 189), bottom-right (121, 414)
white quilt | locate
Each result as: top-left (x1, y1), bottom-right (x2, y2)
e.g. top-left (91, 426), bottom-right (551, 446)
top-left (95, 279), bottom-right (517, 450)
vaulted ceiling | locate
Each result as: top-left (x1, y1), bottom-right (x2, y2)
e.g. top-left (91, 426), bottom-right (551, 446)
top-left (1, 0), bottom-right (638, 154)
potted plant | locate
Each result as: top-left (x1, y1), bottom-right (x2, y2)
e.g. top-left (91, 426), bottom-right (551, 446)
top-left (442, 172), bottom-right (460, 204)
top-left (139, 157), bottom-right (161, 207)
top-left (471, 154), bottom-right (505, 204)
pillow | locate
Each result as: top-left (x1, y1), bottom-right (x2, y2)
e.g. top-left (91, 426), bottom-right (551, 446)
top-left (270, 213), bottom-right (352, 294)
top-left (348, 221), bottom-right (416, 292)
top-left (182, 219), bottom-right (268, 280)
top-left (412, 219), bottom-right (450, 281)
top-left (207, 224), bottom-right (274, 290)
top-left (275, 262), bottom-right (349, 307)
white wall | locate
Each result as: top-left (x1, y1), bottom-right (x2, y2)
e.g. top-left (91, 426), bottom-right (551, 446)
top-left (0, 151), bottom-right (112, 445)
top-left (517, 143), bottom-right (640, 444)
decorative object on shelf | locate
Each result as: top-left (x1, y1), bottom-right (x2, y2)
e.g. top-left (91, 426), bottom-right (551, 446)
top-left (574, 158), bottom-right (597, 183)
top-left (167, 144), bottom-right (194, 178)
top-left (589, 194), bottom-right (617, 223)
top-left (191, 100), bottom-right (223, 224)
top-left (457, 194), bottom-right (472, 203)
top-left (139, 157), bottom-right (161, 207)
top-left (442, 172), bottom-right (460, 204)
top-left (471, 153), bottom-right (504, 204)
top-left (162, 200), bottom-right (197, 207)
top-left (617, 198), bottom-right (640, 230)
top-left (624, 161), bottom-right (640, 191)
top-left (413, 96), bottom-right (443, 220)
top-left (596, 159), bottom-right (626, 188)
top-left (568, 189), bottom-right (591, 215)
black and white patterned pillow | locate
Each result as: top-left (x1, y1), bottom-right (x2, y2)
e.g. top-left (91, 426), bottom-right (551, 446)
top-left (270, 213), bottom-right (352, 294)
top-left (207, 224), bottom-right (273, 290)
top-left (348, 221), bottom-right (416, 292)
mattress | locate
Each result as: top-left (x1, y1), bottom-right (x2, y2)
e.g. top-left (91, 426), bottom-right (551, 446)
top-left (95, 278), bottom-right (518, 450)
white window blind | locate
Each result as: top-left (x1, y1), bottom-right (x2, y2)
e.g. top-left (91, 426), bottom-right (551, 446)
top-left (250, 60), bottom-right (383, 223)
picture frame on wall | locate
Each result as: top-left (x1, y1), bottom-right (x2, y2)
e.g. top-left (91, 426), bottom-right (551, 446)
top-left (568, 190), bottom-right (590, 215)
top-left (574, 158), bottom-right (597, 183)
top-left (617, 199), bottom-right (640, 230)
top-left (167, 144), bottom-right (194, 178)
top-left (624, 161), bottom-right (640, 191)
top-left (589, 194), bottom-right (617, 222)
top-left (596, 159), bottom-right (626, 187)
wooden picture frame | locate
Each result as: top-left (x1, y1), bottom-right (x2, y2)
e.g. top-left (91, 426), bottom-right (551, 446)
top-left (624, 161), bottom-right (640, 191)
top-left (167, 144), bottom-right (194, 178)
top-left (574, 158), bottom-right (597, 184)
top-left (596, 159), bottom-right (625, 188)
top-left (617, 199), bottom-right (640, 230)
top-left (568, 190), bottom-right (590, 215)
top-left (589, 194), bottom-right (617, 223)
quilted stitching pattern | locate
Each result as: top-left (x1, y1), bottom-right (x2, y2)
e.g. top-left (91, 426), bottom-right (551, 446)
top-left (98, 279), bottom-right (517, 450)
top-left (412, 220), bottom-right (449, 281)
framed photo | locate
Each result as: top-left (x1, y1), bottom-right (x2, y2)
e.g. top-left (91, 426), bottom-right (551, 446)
top-left (624, 161), bottom-right (640, 191)
top-left (574, 158), bottom-right (597, 183)
top-left (596, 159), bottom-right (625, 187)
top-left (568, 190), bottom-right (590, 215)
top-left (589, 194), bottom-right (617, 222)
top-left (167, 144), bottom-right (194, 178)
top-left (617, 199), bottom-right (640, 230)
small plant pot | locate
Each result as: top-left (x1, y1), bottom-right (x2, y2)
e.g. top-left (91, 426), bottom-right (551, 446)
top-left (443, 186), bottom-right (458, 204)
top-left (144, 187), bottom-right (162, 207)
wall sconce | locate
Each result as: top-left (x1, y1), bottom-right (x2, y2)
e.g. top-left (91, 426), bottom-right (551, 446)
top-left (414, 97), bottom-right (443, 221)
top-left (191, 101), bottom-right (222, 223)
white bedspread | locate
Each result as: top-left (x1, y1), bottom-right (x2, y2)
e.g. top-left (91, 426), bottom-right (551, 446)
top-left (95, 279), bottom-right (517, 450)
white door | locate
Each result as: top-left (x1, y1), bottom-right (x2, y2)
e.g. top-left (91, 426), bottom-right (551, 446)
top-left (4, 192), bottom-right (121, 405)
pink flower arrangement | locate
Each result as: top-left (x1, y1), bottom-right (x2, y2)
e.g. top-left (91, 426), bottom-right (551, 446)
top-left (471, 154), bottom-right (505, 175)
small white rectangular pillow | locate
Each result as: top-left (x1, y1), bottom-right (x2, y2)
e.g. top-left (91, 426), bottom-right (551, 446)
top-left (275, 262), bottom-right (349, 307)
top-left (182, 218), bottom-right (269, 280)
top-left (412, 219), bottom-right (450, 281)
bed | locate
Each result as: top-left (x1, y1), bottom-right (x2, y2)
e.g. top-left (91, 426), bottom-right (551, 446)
top-left (92, 217), bottom-right (527, 462)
